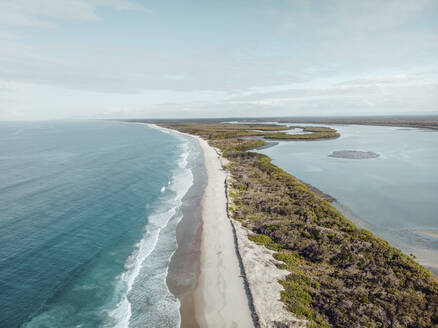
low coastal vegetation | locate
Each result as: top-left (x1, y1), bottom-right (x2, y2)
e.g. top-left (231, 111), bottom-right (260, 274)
top-left (160, 122), bottom-right (438, 328)
top-left (164, 122), bottom-right (340, 141)
top-left (275, 117), bottom-right (438, 131)
top-left (264, 126), bottom-right (340, 140)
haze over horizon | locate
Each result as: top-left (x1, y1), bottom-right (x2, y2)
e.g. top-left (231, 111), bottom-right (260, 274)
top-left (1, 0), bottom-right (437, 120)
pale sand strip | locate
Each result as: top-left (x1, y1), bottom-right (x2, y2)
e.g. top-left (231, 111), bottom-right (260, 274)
top-left (193, 136), bottom-right (254, 328)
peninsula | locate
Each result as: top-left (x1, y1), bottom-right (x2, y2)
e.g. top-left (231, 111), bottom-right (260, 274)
top-left (156, 122), bottom-right (438, 328)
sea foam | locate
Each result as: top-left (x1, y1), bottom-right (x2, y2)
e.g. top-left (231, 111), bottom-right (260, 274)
top-left (108, 138), bottom-right (194, 328)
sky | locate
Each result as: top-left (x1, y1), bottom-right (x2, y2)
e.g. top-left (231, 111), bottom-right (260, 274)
top-left (0, 0), bottom-right (437, 120)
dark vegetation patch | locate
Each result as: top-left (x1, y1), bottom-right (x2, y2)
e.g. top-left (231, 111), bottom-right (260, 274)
top-left (159, 122), bottom-right (438, 328)
top-left (264, 126), bottom-right (340, 140)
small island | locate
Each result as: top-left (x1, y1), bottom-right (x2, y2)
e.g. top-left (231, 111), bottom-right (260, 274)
top-left (329, 150), bottom-right (379, 159)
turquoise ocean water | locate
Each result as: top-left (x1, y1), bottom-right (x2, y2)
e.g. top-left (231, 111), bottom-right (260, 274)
top-left (0, 121), bottom-right (198, 327)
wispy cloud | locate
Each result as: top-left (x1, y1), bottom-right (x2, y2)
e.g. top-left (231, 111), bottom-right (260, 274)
top-left (0, 0), bottom-right (437, 119)
top-left (0, 0), bottom-right (145, 26)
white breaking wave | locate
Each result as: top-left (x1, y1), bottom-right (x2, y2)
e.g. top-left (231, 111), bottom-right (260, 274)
top-left (107, 138), bottom-right (194, 328)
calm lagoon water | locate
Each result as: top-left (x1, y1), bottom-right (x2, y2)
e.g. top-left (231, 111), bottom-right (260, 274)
top-left (0, 121), bottom-right (200, 327)
top-left (257, 124), bottom-right (438, 272)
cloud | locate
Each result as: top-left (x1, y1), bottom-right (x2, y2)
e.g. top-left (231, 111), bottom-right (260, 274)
top-left (1, 0), bottom-right (436, 94)
top-left (0, 0), bottom-right (145, 26)
top-left (272, 0), bottom-right (436, 34)
top-left (92, 0), bottom-right (146, 11)
top-left (267, 0), bottom-right (438, 70)
top-left (0, 0), bottom-right (437, 119)
top-left (213, 74), bottom-right (438, 117)
top-left (0, 34), bottom-right (314, 94)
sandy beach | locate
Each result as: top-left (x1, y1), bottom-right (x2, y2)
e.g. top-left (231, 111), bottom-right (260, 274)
top-left (192, 136), bottom-right (254, 328)
top-left (149, 124), bottom-right (255, 327)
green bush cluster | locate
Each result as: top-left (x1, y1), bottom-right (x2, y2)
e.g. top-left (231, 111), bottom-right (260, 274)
top-left (160, 122), bottom-right (438, 328)
top-left (248, 234), bottom-right (282, 251)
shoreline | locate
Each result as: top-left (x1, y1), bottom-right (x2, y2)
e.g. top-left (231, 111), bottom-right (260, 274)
top-left (165, 140), bottom-right (206, 328)
top-left (152, 124), bottom-right (255, 327)
top-left (147, 124), bottom-right (206, 327)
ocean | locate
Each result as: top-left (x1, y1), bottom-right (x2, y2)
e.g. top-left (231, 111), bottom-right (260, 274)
top-left (0, 120), bottom-right (200, 327)
top-left (256, 123), bottom-right (438, 273)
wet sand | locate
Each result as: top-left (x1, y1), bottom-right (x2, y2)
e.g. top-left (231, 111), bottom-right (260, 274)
top-left (147, 123), bottom-right (207, 327)
top-left (166, 143), bottom-right (206, 328)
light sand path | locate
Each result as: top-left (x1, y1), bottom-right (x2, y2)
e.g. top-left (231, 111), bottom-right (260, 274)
top-left (193, 137), bottom-right (254, 328)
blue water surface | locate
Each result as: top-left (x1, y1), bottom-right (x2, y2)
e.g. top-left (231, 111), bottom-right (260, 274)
top-left (0, 121), bottom-right (187, 327)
